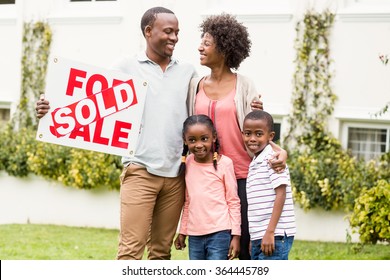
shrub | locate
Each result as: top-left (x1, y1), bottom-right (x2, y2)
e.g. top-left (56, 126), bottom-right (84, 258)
top-left (0, 125), bottom-right (122, 190)
top-left (349, 179), bottom-right (390, 244)
top-left (0, 125), bottom-right (35, 177)
top-left (65, 149), bottom-right (122, 190)
top-left (290, 146), bottom-right (390, 212)
top-left (28, 133), bottom-right (122, 190)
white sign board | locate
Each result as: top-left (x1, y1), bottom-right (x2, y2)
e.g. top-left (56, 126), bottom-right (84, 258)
top-left (36, 56), bottom-right (147, 157)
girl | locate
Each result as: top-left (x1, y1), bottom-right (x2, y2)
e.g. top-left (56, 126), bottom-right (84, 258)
top-left (174, 114), bottom-right (241, 260)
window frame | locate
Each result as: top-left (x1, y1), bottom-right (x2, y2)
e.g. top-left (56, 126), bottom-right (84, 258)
top-left (0, 0), bottom-right (16, 25)
top-left (341, 121), bottom-right (390, 160)
top-left (70, 0), bottom-right (116, 2)
top-left (339, 0), bottom-right (390, 22)
top-left (269, 115), bottom-right (283, 144)
top-left (0, 0), bottom-right (15, 4)
top-left (0, 101), bottom-right (11, 128)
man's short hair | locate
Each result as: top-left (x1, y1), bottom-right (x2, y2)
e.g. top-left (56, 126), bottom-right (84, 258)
top-left (140, 6), bottom-right (175, 37)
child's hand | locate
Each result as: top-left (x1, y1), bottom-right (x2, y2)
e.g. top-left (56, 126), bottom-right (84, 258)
top-left (228, 235), bottom-right (240, 260)
top-left (174, 234), bottom-right (187, 250)
top-left (261, 231), bottom-right (275, 256)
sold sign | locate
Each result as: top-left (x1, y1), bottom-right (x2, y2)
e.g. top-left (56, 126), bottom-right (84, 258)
top-left (36, 57), bottom-right (147, 157)
top-left (51, 78), bottom-right (136, 137)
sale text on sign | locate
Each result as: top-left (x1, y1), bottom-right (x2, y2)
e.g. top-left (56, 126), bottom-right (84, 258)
top-left (36, 57), bottom-right (147, 157)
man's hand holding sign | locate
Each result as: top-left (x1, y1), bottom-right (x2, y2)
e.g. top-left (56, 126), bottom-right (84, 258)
top-left (36, 57), bottom-right (147, 157)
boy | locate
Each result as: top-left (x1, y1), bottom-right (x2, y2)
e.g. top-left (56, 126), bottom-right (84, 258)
top-left (242, 110), bottom-right (296, 260)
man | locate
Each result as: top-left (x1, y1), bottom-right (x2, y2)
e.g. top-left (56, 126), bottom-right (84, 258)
top-left (36, 6), bottom-right (197, 260)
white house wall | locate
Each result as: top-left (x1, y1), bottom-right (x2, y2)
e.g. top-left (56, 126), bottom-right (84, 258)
top-left (0, 3), bottom-right (21, 113)
top-left (0, 24), bottom-right (20, 107)
top-left (333, 15), bottom-right (390, 119)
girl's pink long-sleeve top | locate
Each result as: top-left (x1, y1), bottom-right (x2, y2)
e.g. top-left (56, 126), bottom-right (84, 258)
top-left (179, 154), bottom-right (241, 236)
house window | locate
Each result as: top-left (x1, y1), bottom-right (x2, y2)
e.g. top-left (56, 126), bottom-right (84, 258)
top-left (70, 0), bottom-right (116, 2)
top-left (347, 126), bottom-right (390, 161)
top-left (273, 122), bottom-right (281, 143)
top-left (0, 107), bottom-right (10, 127)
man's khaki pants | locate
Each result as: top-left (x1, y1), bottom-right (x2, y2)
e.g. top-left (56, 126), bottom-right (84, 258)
top-left (117, 164), bottom-right (185, 260)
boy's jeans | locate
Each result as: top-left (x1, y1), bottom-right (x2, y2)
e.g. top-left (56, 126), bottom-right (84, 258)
top-left (251, 233), bottom-right (294, 260)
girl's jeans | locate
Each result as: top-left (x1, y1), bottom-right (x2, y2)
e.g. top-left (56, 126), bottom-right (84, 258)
top-left (188, 230), bottom-right (231, 260)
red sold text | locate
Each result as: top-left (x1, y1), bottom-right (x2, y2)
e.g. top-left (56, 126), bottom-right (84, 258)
top-left (50, 68), bottom-right (137, 149)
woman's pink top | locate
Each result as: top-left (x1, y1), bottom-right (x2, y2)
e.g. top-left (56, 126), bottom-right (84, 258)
top-left (195, 81), bottom-right (251, 179)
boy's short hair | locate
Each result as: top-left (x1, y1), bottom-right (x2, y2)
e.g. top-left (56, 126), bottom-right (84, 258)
top-left (244, 110), bottom-right (274, 132)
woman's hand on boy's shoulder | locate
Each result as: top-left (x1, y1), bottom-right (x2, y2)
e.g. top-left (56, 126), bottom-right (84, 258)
top-left (250, 95), bottom-right (263, 111)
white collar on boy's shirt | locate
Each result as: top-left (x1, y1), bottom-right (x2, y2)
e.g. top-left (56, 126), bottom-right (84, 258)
top-left (252, 144), bottom-right (273, 164)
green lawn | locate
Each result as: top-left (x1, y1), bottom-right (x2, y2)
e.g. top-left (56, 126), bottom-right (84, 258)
top-left (0, 224), bottom-right (389, 260)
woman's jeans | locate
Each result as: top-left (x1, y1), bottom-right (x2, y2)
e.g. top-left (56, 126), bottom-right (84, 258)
top-left (251, 233), bottom-right (294, 260)
top-left (188, 230), bottom-right (231, 260)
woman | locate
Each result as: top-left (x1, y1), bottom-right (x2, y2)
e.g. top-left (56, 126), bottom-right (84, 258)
top-left (187, 13), bottom-right (287, 260)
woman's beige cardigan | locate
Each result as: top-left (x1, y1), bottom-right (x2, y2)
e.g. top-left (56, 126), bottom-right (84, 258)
top-left (186, 73), bottom-right (260, 132)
